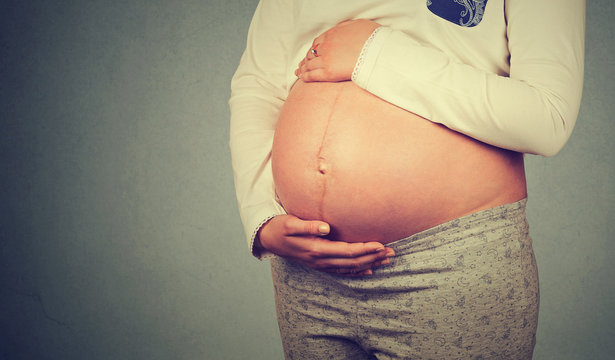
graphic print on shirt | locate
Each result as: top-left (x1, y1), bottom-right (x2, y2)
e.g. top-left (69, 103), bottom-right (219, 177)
top-left (426, 0), bottom-right (488, 27)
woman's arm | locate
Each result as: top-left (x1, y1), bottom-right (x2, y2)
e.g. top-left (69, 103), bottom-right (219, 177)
top-left (229, 0), bottom-right (291, 257)
top-left (230, 0), bottom-right (394, 271)
top-left (298, 0), bottom-right (586, 157)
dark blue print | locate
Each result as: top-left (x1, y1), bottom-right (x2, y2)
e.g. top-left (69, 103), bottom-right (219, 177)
top-left (427, 0), bottom-right (488, 27)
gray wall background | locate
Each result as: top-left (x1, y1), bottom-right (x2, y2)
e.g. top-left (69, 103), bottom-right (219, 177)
top-left (1, 0), bottom-right (612, 359)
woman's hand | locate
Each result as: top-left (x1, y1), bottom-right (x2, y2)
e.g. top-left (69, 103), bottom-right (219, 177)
top-left (295, 19), bottom-right (381, 82)
top-left (257, 214), bottom-right (394, 276)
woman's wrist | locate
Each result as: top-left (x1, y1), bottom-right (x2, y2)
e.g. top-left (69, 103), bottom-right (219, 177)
top-left (254, 217), bottom-right (274, 254)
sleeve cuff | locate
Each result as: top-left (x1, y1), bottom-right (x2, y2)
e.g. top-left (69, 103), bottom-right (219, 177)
top-left (352, 26), bottom-right (391, 89)
top-left (250, 214), bottom-right (278, 260)
top-left (243, 199), bottom-right (286, 260)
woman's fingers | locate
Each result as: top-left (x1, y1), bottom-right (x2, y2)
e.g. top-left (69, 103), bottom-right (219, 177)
top-left (318, 251), bottom-right (392, 272)
top-left (300, 68), bottom-right (330, 82)
top-left (304, 57), bottom-right (324, 72)
top-left (305, 237), bottom-right (389, 258)
top-left (283, 216), bottom-right (330, 236)
top-left (266, 215), bottom-right (396, 276)
top-left (298, 61), bottom-right (342, 82)
top-left (296, 57), bottom-right (323, 77)
top-left (283, 217), bottom-right (393, 258)
top-left (283, 218), bottom-right (393, 253)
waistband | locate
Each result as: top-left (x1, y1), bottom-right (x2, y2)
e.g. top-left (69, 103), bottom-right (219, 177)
top-left (385, 198), bottom-right (528, 256)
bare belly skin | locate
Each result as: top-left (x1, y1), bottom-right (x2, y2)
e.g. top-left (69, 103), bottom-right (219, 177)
top-left (272, 80), bottom-right (527, 243)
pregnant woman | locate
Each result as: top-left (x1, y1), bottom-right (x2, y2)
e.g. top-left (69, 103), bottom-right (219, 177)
top-left (229, 1), bottom-right (585, 359)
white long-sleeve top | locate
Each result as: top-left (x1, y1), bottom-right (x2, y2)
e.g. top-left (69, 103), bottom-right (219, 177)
top-left (229, 0), bottom-right (585, 256)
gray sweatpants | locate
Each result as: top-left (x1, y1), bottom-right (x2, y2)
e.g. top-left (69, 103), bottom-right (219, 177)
top-left (270, 199), bottom-right (539, 359)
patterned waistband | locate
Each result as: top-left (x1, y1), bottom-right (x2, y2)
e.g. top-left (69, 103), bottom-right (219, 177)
top-left (385, 198), bottom-right (528, 256)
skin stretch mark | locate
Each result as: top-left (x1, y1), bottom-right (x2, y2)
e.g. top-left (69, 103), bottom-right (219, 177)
top-left (315, 82), bottom-right (348, 220)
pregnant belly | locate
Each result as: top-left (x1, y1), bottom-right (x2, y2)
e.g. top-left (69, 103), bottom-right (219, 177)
top-left (272, 80), bottom-right (526, 243)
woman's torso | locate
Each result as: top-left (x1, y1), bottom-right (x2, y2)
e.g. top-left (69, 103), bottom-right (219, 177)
top-left (272, 80), bottom-right (526, 243)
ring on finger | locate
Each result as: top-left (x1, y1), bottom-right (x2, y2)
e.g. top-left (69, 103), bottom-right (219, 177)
top-left (310, 44), bottom-right (320, 57)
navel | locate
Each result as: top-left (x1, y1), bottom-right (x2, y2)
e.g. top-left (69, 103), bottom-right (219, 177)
top-left (318, 157), bottom-right (328, 175)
